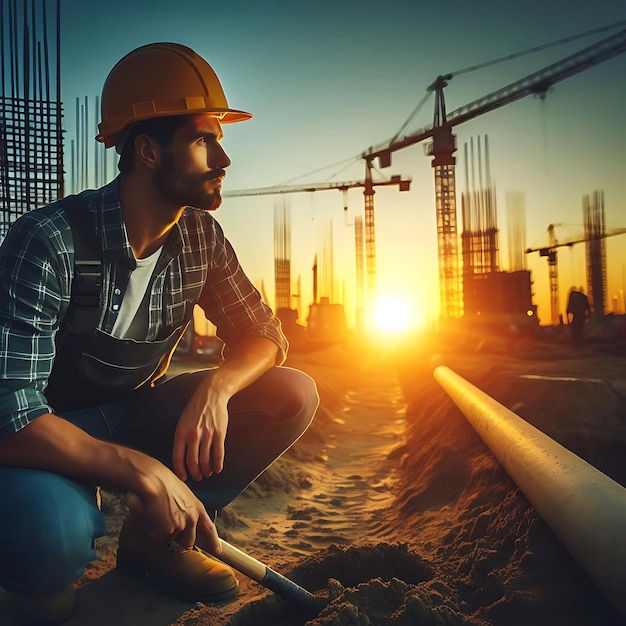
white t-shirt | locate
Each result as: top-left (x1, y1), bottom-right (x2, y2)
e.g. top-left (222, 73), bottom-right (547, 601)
top-left (111, 246), bottom-right (163, 339)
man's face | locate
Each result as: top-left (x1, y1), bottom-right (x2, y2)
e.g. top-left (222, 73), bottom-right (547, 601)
top-left (156, 114), bottom-right (231, 211)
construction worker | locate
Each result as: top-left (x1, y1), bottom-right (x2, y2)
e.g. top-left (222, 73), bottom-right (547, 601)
top-left (566, 286), bottom-right (591, 348)
top-left (0, 43), bottom-right (318, 625)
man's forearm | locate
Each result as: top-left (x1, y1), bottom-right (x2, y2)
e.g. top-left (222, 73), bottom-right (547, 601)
top-left (0, 413), bottom-right (158, 495)
top-left (215, 336), bottom-right (279, 398)
top-left (172, 336), bottom-right (280, 480)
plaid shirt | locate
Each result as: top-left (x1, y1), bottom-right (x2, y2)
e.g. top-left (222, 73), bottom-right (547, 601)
top-left (0, 177), bottom-right (287, 439)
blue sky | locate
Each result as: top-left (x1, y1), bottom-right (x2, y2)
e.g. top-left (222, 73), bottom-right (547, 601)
top-left (53, 1), bottom-right (626, 324)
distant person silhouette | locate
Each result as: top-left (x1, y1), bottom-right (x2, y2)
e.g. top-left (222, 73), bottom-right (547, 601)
top-left (566, 286), bottom-right (591, 348)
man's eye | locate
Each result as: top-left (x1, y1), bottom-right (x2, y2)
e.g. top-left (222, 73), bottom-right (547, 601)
top-left (199, 135), bottom-right (221, 145)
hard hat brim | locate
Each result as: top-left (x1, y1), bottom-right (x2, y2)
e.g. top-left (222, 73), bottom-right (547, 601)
top-left (96, 107), bottom-right (252, 148)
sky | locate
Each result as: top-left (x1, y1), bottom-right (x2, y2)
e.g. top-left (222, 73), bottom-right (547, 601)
top-left (38, 1), bottom-right (626, 326)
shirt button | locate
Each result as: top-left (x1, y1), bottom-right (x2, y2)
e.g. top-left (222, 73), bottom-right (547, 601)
top-left (113, 304), bottom-right (120, 311)
top-left (114, 288), bottom-right (121, 295)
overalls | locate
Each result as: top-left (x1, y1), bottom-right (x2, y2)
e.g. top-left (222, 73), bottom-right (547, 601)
top-left (0, 197), bottom-right (318, 595)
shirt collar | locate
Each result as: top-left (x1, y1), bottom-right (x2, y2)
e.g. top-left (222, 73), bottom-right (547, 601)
top-left (85, 176), bottom-right (184, 267)
top-left (92, 177), bottom-right (135, 267)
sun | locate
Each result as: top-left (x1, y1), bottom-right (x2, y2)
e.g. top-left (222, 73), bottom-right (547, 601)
top-left (373, 295), bottom-right (411, 333)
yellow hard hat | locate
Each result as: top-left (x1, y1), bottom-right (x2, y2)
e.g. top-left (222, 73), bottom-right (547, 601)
top-left (96, 42), bottom-right (252, 148)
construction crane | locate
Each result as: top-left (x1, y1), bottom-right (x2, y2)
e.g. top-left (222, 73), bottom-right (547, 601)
top-left (362, 27), bottom-right (626, 319)
top-left (224, 171), bottom-right (411, 314)
top-left (525, 223), bottom-right (626, 326)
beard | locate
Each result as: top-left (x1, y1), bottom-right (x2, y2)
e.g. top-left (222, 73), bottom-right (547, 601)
top-left (156, 153), bottom-right (224, 211)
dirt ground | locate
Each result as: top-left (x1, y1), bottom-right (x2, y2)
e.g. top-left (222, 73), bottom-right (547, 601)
top-left (2, 322), bottom-right (626, 625)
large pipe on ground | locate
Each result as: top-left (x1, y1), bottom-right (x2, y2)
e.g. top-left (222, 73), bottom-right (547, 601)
top-left (433, 364), bottom-right (626, 618)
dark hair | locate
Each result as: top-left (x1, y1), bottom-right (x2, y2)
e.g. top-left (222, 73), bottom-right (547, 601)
top-left (117, 115), bottom-right (189, 174)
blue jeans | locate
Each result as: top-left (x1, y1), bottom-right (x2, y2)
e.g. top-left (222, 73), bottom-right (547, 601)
top-left (0, 366), bottom-right (318, 595)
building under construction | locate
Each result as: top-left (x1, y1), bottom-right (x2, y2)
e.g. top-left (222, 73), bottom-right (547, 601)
top-left (460, 136), bottom-right (536, 323)
top-left (0, 0), bottom-right (62, 240)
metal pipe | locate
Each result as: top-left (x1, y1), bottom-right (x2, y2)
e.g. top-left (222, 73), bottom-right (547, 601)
top-left (433, 364), bottom-right (626, 618)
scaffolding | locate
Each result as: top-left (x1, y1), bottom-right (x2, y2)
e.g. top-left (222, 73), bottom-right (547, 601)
top-left (461, 135), bottom-right (498, 317)
top-left (0, 0), bottom-right (63, 241)
top-left (461, 137), bottom-right (499, 277)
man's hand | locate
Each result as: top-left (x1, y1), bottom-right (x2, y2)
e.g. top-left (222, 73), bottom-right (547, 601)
top-left (127, 478), bottom-right (220, 553)
top-left (173, 374), bottom-right (229, 481)
top-left (171, 337), bottom-right (280, 483)
top-left (0, 412), bottom-right (221, 553)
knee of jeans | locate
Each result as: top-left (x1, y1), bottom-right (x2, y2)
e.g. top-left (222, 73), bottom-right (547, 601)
top-left (0, 469), bottom-right (106, 594)
top-left (270, 367), bottom-right (319, 425)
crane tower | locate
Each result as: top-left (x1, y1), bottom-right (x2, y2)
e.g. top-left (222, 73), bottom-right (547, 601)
top-left (428, 119), bottom-right (461, 318)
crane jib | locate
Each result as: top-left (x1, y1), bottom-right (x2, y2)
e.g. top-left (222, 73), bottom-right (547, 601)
top-left (365, 28), bottom-right (626, 161)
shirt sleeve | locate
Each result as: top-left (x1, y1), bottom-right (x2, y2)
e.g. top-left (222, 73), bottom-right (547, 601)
top-left (197, 220), bottom-right (288, 364)
top-left (0, 212), bottom-right (71, 439)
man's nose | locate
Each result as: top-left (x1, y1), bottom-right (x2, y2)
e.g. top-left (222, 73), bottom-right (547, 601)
top-left (209, 143), bottom-right (231, 170)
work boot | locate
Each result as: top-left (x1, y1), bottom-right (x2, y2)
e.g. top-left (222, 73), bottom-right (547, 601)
top-left (11, 585), bottom-right (76, 626)
top-left (116, 513), bottom-right (238, 603)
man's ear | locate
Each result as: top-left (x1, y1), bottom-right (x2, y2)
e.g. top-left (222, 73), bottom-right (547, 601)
top-left (134, 134), bottom-right (161, 171)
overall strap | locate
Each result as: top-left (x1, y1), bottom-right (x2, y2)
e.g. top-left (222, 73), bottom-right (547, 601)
top-left (61, 195), bottom-right (102, 337)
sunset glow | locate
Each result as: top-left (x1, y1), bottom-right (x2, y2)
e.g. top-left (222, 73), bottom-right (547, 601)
top-left (373, 296), bottom-right (412, 333)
